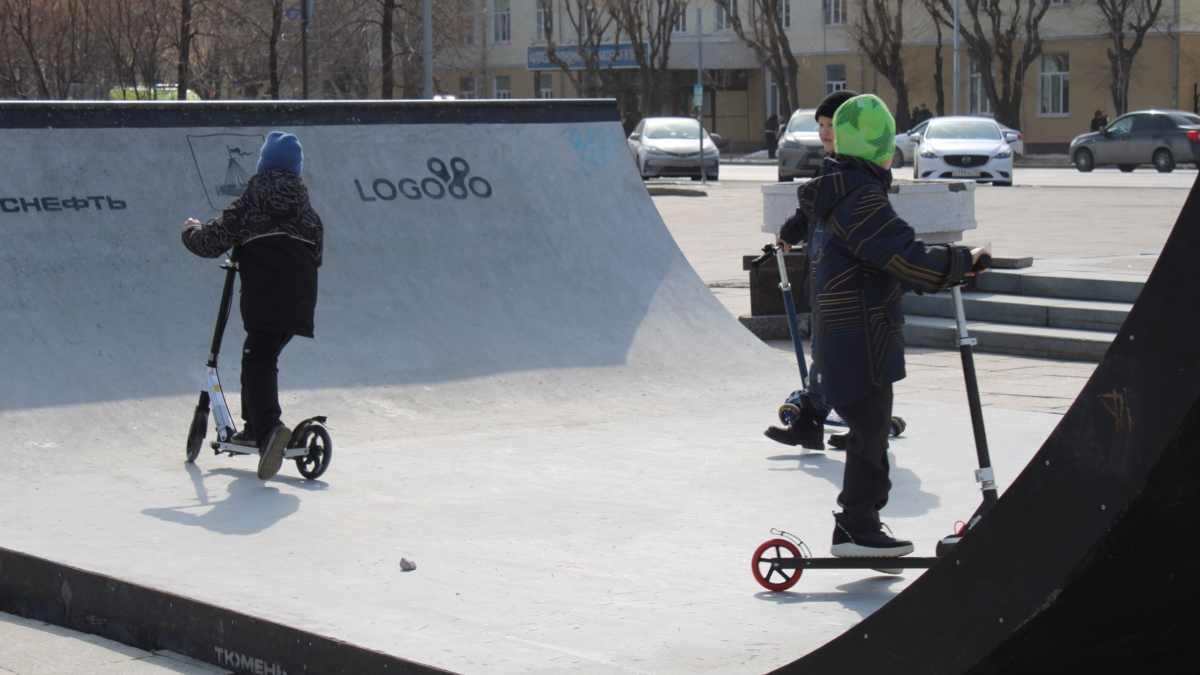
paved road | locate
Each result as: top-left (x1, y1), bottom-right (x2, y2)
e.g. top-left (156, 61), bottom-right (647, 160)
top-left (710, 163), bottom-right (1199, 189)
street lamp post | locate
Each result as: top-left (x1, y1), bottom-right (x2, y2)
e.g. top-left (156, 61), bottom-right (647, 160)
top-left (423, 0), bottom-right (433, 98)
top-left (301, 0), bottom-right (312, 99)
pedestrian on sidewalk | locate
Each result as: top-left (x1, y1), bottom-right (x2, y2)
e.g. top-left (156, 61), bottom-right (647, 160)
top-left (794, 94), bottom-right (987, 561)
top-left (765, 112), bottom-right (780, 159)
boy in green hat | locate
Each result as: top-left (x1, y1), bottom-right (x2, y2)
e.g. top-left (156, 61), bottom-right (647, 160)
top-left (798, 94), bottom-right (988, 562)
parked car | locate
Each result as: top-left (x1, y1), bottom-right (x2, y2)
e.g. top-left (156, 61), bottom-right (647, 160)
top-left (897, 118), bottom-right (1022, 168)
top-left (911, 116), bottom-right (1016, 186)
top-left (627, 117), bottom-right (720, 180)
top-left (776, 108), bottom-right (825, 181)
top-left (1069, 110), bottom-right (1200, 173)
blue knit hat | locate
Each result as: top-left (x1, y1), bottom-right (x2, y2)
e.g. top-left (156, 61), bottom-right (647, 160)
top-left (257, 131), bottom-right (303, 175)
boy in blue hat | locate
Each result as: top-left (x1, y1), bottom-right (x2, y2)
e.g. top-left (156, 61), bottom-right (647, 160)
top-left (182, 131), bottom-right (324, 480)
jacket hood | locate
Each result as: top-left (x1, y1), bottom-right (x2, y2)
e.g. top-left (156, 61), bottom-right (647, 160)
top-left (799, 155), bottom-right (892, 221)
top-left (251, 169), bottom-right (307, 218)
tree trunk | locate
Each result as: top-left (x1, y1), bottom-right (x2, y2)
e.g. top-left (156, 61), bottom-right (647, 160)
top-left (268, 0), bottom-right (282, 98)
top-left (381, 0), bottom-right (394, 99)
top-left (177, 0), bottom-right (192, 100)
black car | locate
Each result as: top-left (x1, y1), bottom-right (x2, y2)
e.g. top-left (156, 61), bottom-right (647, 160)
top-left (1070, 110), bottom-right (1200, 173)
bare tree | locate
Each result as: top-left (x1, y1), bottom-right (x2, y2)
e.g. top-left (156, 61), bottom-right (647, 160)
top-left (850, 0), bottom-right (911, 131)
top-left (97, 0), bottom-right (174, 98)
top-left (930, 0), bottom-right (1053, 129)
top-left (1096, 0), bottom-right (1163, 116)
top-left (173, 0), bottom-right (206, 98)
top-left (713, 0), bottom-right (798, 117)
top-left (916, 0), bottom-right (947, 116)
top-left (609, 0), bottom-right (687, 117)
top-left (539, 0), bottom-right (623, 98)
top-left (0, 0), bottom-right (98, 99)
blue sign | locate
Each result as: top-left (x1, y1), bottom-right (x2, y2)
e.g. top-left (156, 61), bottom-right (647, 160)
top-left (527, 44), bottom-right (644, 71)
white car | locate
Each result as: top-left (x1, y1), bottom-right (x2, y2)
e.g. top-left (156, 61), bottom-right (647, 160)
top-left (897, 119), bottom-right (1023, 168)
top-left (911, 117), bottom-right (1016, 186)
top-left (627, 117), bottom-right (720, 181)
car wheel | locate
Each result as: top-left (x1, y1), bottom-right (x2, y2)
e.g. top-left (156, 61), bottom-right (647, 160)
top-left (1073, 148), bottom-right (1095, 173)
top-left (892, 150), bottom-right (905, 169)
top-left (1118, 165), bottom-right (1136, 173)
top-left (1153, 148), bottom-right (1175, 173)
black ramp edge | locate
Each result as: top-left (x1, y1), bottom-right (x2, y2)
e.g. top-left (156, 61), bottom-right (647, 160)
top-left (772, 171), bottom-right (1200, 674)
top-left (0, 99), bottom-right (618, 129)
top-left (0, 546), bottom-right (457, 675)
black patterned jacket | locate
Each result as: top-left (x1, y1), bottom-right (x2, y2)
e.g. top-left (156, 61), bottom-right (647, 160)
top-left (182, 169), bottom-right (324, 338)
top-left (800, 156), bottom-right (972, 407)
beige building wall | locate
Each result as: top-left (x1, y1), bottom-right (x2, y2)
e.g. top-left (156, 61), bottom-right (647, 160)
top-left (435, 0), bottom-right (1200, 152)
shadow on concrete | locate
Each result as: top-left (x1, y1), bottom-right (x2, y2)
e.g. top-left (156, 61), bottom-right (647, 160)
top-left (141, 464), bottom-right (302, 535)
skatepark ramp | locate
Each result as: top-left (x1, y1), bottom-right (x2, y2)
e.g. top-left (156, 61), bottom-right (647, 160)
top-left (1, 100), bottom-right (1197, 674)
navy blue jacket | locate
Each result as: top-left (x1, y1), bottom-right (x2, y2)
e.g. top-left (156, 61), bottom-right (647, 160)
top-left (800, 156), bottom-right (972, 407)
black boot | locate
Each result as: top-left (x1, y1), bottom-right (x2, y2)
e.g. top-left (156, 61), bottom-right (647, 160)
top-left (828, 432), bottom-right (849, 450)
top-left (764, 417), bottom-right (825, 450)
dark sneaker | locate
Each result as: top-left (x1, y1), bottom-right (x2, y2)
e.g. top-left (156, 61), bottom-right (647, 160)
top-left (831, 519), bottom-right (914, 559)
top-left (230, 428), bottom-right (257, 447)
top-left (257, 425), bottom-right (291, 480)
top-left (764, 420), bottom-right (825, 450)
top-left (828, 432), bottom-right (848, 450)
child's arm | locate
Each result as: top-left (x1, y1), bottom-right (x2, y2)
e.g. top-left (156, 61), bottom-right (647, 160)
top-left (828, 185), bottom-right (973, 294)
top-left (181, 197), bottom-right (250, 258)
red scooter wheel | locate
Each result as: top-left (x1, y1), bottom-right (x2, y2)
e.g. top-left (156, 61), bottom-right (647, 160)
top-left (752, 538), bottom-right (803, 591)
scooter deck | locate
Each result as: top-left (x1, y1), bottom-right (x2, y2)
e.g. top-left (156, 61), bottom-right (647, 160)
top-left (773, 557), bottom-right (938, 570)
top-left (210, 441), bottom-right (310, 460)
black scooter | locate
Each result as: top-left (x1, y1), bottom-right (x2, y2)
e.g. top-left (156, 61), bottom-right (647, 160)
top-left (184, 247), bottom-right (332, 480)
top-left (752, 256), bottom-right (996, 590)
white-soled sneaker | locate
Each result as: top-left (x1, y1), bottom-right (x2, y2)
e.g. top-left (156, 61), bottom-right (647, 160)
top-left (257, 425), bottom-right (291, 480)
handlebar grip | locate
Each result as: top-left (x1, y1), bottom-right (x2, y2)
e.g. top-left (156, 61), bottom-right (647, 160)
top-left (971, 253), bottom-right (993, 274)
top-left (750, 244), bottom-right (778, 271)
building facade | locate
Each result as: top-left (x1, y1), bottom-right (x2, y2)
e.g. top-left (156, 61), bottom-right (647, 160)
top-left (440, 1), bottom-right (1200, 153)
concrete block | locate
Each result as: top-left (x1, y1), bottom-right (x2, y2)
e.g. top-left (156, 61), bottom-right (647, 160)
top-left (738, 313), bottom-right (809, 340)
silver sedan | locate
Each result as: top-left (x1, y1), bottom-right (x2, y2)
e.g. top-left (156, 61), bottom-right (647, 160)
top-left (627, 117), bottom-right (720, 181)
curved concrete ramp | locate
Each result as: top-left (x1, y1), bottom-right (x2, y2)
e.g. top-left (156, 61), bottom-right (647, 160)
top-left (0, 100), bottom-right (1190, 674)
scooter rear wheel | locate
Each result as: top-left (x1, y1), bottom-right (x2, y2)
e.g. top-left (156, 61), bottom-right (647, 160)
top-left (293, 425), bottom-right (332, 480)
top-left (186, 393), bottom-right (210, 463)
top-left (752, 538), bottom-right (803, 591)
top-left (890, 416), bottom-right (907, 437)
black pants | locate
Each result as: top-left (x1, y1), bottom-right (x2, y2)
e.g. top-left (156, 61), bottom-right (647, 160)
top-left (241, 329), bottom-right (293, 443)
top-left (765, 131), bottom-right (777, 159)
top-left (833, 384), bottom-right (893, 531)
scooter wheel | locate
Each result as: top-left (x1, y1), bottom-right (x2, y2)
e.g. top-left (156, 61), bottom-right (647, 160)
top-left (890, 416), bottom-right (907, 437)
top-left (752, 538), bottom-right (803, 591)
top-left (293, 425), bottom-right (332, 480)
top-left (778, 403), bottom-right (802, 427)
top-left (186, 395), bottom-right (210, 463)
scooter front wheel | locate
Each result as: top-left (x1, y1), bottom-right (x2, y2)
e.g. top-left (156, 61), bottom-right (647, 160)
top-left (293, 425), bottom-right (332, 480)
top-left (186, 392), bottom-right (210, 463)
top-left (890, 416), bottom-right (907, 437)
top-left (752, 538), bottom-right (803, 591)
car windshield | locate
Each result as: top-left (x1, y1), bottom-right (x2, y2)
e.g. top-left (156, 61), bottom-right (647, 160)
top-left (644, 120), bottom-right (703, 140)
top-left (1169, 113), bottom-right (1200, 127)
top-left (787, 115), bottom-right (819, 133)
top-left (925, 120), bottom-right (1002, 141)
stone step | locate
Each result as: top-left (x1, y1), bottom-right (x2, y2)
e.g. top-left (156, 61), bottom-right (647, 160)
top-left (903, 291), bottom-right (1132, 333)
top-left (903, 315), bottom-right (1115, 362)
top-left (974, 268), bottom-right (1145, 303)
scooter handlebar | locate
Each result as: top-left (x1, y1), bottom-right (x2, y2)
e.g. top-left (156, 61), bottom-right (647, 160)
top-left (971, 252), bottom-right (993, 274)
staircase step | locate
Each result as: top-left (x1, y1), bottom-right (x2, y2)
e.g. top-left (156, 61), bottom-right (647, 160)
top-left (903, 316), bottom-right (1114, 362)
top-left (903, 291), bottom-right (1131, 332)
top-left (974, 268), bottom-right (1145, 303)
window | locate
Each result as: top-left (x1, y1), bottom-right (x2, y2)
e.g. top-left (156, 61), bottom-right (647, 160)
top-left (466, 13), bottom-right (477, 45)
top-left (1130, 114), bottom-right (1165, 133)
top-left (493, 75), bottom-right (510, 99)
top-left (715, 4), bottom-right (729, 31)
top-left (782, 0), bottom-right (791, 28)
top-left (459, 76), bottom-right (477, 99)
top-left (534, 1), bottom-right (549, 41)
top-left (493, 0), bottom-right (510, 43)
top-left (538, 73), bottom-right (553, 99)
top-left (824, 0), bottom-right (846, 26)
top-left (766, 69), bottom-right (779, 119)
top-left (1107, 115), bottom-right (1133, 134)
top-left (825, 64), bottom-right (846, 95)
top-left (1049, 0), bottom-right (1069, 5)
top-left (673, 8), bottom-right (687, 34)
top-left (968, 58), bottom-right (992, 115)
top-left (1039, 52), bottom-right (1069, 116)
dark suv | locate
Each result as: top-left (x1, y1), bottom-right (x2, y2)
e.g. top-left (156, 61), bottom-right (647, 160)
top-left (1070, 110), bottom-right (1200, 173)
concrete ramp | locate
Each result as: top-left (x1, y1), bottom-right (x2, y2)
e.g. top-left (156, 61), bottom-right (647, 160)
top-left (2, 100), bottom-right (1189, 675)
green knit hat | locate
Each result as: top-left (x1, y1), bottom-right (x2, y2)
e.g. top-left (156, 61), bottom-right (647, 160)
top-left (833, 94), bottom-right (896, 164)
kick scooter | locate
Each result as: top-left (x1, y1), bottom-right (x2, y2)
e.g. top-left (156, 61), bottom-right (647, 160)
top-left (184, 247), bottom-right (332, 480)
top-left (749, 243), bottom-right (905, 437)
top-left (751, 256), bottom-right (995, 590)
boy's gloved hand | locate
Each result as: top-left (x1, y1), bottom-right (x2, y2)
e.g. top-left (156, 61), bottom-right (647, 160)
top-left (182, 218), bottom-right (201, 232)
